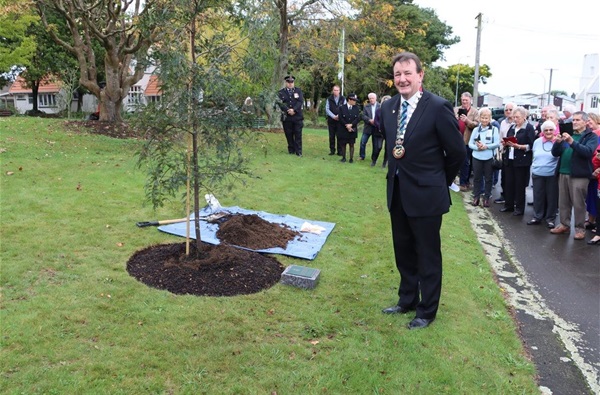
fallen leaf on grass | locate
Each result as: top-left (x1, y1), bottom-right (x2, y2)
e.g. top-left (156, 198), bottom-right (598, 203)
top-left (116, 242), bottom-right (124, 247)
top-left (6, 171), bottom-right (14, 175)
top-left (309, 340), bottom-right (319, 345)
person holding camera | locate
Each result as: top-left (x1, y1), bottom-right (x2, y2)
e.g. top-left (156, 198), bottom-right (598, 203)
top-left (456, 92), bottom-right (479, 191)
top-left (550, 111), bottom-right (599, 240)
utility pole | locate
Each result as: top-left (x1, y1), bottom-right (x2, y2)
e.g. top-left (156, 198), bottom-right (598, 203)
top-left (547, 68), bottom-right (555, 105)
top-left (473, 13), bottom-right (482, 108)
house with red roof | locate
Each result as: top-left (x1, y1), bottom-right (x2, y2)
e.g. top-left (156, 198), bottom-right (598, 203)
top-left (8, 76), bottom-right (68, 114)
top-left (9, 66), bottom-right (162, 115)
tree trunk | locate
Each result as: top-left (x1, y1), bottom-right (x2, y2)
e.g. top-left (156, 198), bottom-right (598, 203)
top-left (37, 0), bottom-right (156, 124)
top-left (275, 0), bottom-right (289, 86)
top-left (31, 81), bottom-right (40, 113)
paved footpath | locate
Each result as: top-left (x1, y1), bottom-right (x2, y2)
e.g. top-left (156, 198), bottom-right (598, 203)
top-left (459, 186), bottom-right (599, 395)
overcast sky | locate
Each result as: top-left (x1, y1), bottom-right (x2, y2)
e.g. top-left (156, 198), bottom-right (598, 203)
top-left (413, 0), bottom-right (600, 97)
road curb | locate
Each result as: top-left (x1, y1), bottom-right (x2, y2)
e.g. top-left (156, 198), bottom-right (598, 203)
top-left (459, 191), bottom-right (597, 394)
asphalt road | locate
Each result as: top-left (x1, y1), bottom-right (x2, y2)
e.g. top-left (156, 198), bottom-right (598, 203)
top-left (460, 185), bottom-right (599, 394)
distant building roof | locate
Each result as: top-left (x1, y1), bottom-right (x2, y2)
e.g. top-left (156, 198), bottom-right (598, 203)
top-left (144, 75), bottom-right (161, 96)
top-left (8, 76), bottom-right (61, 94)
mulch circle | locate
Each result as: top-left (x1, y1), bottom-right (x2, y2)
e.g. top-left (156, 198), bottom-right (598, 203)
top-left (63, 120), bottom-right (141, 139)
top-left (127, 213), bottom-right (301, 296)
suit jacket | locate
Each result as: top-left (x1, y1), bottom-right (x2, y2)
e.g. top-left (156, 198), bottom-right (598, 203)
top-left (277, 87), bottom-right (304, 122)
top-left (338, 104), bottom-right (361, 139)
top-left (362, 103), bottom-right (379, 135)
top-left (503, 123), bottom-right (536, 167)
top-left (551, 127), bottom-right (599, 178)
top-left (380, 91), bottom-right (466, 217)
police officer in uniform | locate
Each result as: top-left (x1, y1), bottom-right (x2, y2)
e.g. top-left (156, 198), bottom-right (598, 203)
top-left (278, 75), bottom-right (304, 156)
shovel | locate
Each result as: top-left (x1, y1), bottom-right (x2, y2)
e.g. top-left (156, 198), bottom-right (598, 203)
top-left (136, 212), bottom-right (228, 227)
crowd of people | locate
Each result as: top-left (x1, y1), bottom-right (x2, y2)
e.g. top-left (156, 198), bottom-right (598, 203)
top-left (456, 99), bottom-right (600, 244)
top-left (277, 51), bottom-right (597, 332)
top-left (278, 76), bottom-right (600, 245)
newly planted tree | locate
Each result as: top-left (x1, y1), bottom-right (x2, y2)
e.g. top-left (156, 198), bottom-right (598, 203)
top-left (133, 0), bottom-right (258, 257)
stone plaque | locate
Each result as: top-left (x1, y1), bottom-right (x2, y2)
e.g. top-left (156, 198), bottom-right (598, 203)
top-left (280, 265), bottom-right (320, 289)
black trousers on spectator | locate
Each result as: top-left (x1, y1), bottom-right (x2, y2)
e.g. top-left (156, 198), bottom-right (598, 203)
top-left (503, 161), bottom-right (530, 213)
top-left (532, 174), bottom-right (558, 222)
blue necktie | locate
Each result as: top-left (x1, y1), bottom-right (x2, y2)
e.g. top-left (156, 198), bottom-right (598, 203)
top-left (398, 100), bottom-right (409, 135)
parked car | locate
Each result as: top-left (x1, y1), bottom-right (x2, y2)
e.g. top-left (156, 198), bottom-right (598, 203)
top-left (490, 107), bottom-right (505, 121)
top-left (528, 108), bottom-right (541, 121)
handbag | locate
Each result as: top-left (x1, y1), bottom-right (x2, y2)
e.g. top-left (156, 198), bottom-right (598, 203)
top-left (492, 149), bottom-right (503, 170)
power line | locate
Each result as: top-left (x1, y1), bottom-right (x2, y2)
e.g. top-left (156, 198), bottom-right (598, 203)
top-left (485, 21), bottom-right (599, 41)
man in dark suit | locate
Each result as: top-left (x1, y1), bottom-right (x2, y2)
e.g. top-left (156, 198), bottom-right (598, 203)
top-left (379, 52), bottom-right (466, 329)
top-left (325, 85), bottom-right (345, 156)
top-left (360, 92), bottom-right (379, 164)
top-left (277, 75), bottom-right (304, 156)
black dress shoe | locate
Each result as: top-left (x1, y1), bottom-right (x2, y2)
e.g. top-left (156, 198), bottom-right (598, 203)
top-left (382, 305), bottom-right (414, 314)
top-left (499, 207), bottom-right (513, 213)
top-left (527, 219), bottom-right (541, 225)
top-left (407, 317), bottom-right (434, 330)
top-left (328, 152), bottom-right (335, 155)
top-left (512, 211), bottom-right (524, 216)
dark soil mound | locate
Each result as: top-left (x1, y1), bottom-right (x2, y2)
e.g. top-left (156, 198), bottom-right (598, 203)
top-left (64, 120), bottom-right (140, 139)
top-left (216, 213), bottom-right (300, 250)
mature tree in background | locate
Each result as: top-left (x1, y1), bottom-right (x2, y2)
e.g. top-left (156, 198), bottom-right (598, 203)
top-left (36, 0), bottom-right (162, 123)
top-left (242, 0), bottom-right (341, 124)
top-left (0, 1), bottom-right (37, 76)
top-left (448, 63), bottom-right (492, 106)
top-left (288, 20), bottom-right (343, 125)
top-left (423, 65), bottom-right (454, 102)
top-left (551, 90), bottom-right (568, 97)
top-left (0, 2), bottom-right (79, 113)
top-left (18, 14), bottom-right (77, 114)
top-left (343, 0), bottom-right (459, 100)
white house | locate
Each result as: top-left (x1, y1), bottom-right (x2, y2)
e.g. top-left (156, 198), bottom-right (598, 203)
top-left (575, 53), bottom-right (599, 114)
top-left (9, 67), bottom-right (160, 115)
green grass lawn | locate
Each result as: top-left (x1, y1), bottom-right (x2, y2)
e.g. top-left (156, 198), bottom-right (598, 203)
top-left (0, 117), bottom-right (537, 394)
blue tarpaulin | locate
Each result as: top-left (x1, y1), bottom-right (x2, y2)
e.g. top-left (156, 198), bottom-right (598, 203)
top-left (157, 206), bottom-right (336, 260)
